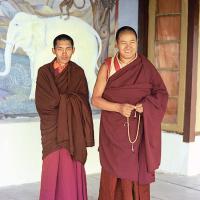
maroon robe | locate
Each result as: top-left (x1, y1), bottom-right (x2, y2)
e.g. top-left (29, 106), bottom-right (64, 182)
top-left (38, 60), bottom-right (89, 200)
top-left (35, 59), bottom-right (94, 164)
top-left (99, 54), bottom-right (168, 184)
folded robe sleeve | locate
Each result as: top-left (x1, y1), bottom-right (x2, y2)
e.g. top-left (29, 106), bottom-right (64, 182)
top-left (142, 59), bottom-right (168, 172)
top-left (75, 71), bottom-right (94, 147)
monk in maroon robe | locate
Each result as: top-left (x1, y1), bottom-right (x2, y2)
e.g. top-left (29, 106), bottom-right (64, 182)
top-left (92, 26), bottom-right (168, 200)
top-left (35, 34), bottom-right (94, 200)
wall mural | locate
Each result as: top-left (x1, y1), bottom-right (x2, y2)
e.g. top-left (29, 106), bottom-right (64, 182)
top-left (0, 0), bottom-right (118, 118)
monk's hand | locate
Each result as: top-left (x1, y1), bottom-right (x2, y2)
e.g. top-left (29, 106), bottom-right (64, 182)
top-left (135, 103), bottom-right (143, 113)
top-left (118, 103), bottom-right (135, 118)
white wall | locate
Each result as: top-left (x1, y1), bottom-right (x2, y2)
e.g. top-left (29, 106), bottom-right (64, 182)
top-left (0, 119), bottom-right (41, 186)
top-left (0, 116), bottom-right (101, 187)
top-left (159, 132), bottom-right (200, 176)
top-left (1, 117), bottom-right (200, 187)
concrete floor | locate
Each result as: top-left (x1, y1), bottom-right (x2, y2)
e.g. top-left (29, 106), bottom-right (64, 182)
top-left (0, 173), bottom-right (200, 200)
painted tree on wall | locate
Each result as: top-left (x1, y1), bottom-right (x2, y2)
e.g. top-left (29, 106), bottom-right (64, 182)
top-left (89, 0), bottom-right (116, 63)
top-left (55, 0), bottom-right (117, 63)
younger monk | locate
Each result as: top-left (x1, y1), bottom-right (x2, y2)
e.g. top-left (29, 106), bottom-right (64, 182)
top-left (35, 34), bottom-right (94, 200)
top-left (92, 26), bottom-right (168, 200)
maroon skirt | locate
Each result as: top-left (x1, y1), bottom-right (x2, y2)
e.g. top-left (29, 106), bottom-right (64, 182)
top-left (98, 168), bottom-right (150, 200)
top-left (39, 148), bottom-right (87, 200)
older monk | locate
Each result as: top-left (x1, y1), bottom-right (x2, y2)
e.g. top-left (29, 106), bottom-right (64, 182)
top-left (92, 26), bottom-right (168, 200)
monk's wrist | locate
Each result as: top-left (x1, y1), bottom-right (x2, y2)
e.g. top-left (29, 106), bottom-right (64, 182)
top-left (115, 103), bottom-right (121, 113)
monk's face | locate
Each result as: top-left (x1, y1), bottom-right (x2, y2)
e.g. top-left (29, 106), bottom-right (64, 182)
top-left (52, 40), bottom-right (75, 65)
top-left (116, 31), bottom-right (137, 60)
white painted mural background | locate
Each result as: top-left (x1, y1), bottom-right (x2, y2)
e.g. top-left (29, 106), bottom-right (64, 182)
top-left (0, 0), bottom-right (117, 117)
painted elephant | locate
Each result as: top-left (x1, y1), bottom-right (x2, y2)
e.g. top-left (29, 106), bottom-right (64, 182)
top-left (1, 12), bottom-right (102, 99)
